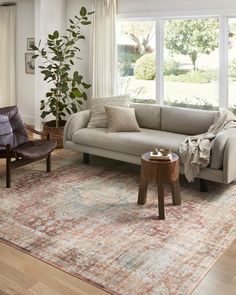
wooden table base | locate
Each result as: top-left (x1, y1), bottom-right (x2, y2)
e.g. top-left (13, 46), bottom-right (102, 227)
top-left (137, 152), bottom-right (181, 220)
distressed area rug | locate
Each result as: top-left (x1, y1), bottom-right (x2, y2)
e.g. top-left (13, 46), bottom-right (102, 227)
top-left (1, 150), bottom-right (236, 295)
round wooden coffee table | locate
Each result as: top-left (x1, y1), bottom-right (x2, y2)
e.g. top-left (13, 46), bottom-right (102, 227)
top-left (138, 152), bottom-right (181, 219)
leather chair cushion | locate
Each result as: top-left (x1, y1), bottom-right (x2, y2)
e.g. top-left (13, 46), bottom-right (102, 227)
top-left (0, 106), bottom-right (29, 148)
top-left (13, 140), bottom-right (57, 159)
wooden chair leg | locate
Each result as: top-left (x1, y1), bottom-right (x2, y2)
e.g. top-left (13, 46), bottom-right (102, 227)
top-left (83, 153), bottom-right (90, 164)
top-left (6, 156), bottom-right (11, 188)
top-left (46, 153), bottom-right (51, 172)
top-left (200, 179), bottom-right (208, 192)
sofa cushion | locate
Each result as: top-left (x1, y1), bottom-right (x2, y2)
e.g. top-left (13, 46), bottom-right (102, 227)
top-left (161, 106), bottom-right (216, 135)
top-left (105, 106), bottom-right (141, 132)
top-left (72, 128), bottom-right (187, 157)
top-left (131, 103), bottom-right (161, 130)
top-left (87, 95), bottom-right (130, 128)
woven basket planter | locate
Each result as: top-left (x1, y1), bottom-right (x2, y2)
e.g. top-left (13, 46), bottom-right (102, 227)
top-left (42, 120), bottom-right (66, 148)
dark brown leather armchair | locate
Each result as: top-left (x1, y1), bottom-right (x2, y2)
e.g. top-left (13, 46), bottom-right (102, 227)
top-left (0, 105), bottom-right (57, 188)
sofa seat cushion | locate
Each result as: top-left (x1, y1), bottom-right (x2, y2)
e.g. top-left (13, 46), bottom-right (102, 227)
top-left (72, 128), bottom-right (188, 157)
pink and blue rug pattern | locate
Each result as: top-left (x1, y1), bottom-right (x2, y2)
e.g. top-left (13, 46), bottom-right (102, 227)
top-left (1, 150), bottom-right (236, 295)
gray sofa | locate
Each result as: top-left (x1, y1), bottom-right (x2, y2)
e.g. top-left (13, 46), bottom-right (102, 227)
top-left (63, 103), bottom-right (236, 186)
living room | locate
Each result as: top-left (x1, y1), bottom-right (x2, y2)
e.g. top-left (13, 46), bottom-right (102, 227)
top-left (1, 0), bottom-right (236, 294)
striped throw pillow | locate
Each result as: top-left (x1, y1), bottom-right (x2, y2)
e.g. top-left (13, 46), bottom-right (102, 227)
top-left (87, 95), bottom-right (130, 128)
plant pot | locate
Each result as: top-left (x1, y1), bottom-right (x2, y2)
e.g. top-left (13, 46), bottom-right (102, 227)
top-left (42, 120), bottom-right (66, 148)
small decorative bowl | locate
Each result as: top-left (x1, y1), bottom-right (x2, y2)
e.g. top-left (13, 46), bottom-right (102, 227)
top-left (159, 148), bottom-right (171, 156)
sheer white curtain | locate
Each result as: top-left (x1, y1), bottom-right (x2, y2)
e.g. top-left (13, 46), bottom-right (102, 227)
top-left (0, 6), bottom-right (16, 107)
top-left (92, 0), bottom-right (117, 97)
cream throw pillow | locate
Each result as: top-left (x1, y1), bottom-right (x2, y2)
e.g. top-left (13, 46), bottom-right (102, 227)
top-left (105, 105), bottom-right (141, 132)
top-left (87, 95), bottom-right (130, 128)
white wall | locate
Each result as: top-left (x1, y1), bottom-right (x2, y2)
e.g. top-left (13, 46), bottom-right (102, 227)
top-left (118, 0), bottom-right (236, 16)
top-left (16, 0), bottom-right (35, 124)
top-left (34, 0), bottom-right (66, 129)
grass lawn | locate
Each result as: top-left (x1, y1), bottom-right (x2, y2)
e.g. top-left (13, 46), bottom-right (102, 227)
top-left (118, 76), bottom-right (236, 108)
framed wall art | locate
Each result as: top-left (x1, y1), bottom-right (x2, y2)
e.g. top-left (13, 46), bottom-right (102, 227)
top-left (25, 53), bottom-right (35, 74)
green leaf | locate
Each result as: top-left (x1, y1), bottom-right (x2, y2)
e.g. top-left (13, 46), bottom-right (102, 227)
top-left (66, 107), bottom-right (71, 115)
top-left (53, 31), bottom-right (59, 39)
top-left (32, 54), bottom-right (39, 59)
top-left (30, 45), bottom-right (38, 51)
top-left (72, 87), bottom-right (82, 97)
top-left (81, 21), bottom-right (91, 25)
top-left (71, 103), bottom-right (78, 113)
top-left (41, 111), bottom-right (50, 119)
top-left (41, 49), bottom-right (47, 57)
top-left (69, 19), bottom-right (74, 24)
top-left (80, 7), bottom-right (87, 17)
top-left (82, 82), bottom-right (91, 89)
top-left (82, 92), bottom-right (87, 100)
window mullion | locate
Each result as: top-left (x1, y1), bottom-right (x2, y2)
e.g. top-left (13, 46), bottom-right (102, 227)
top-left (219, 16), bottom-right (229, 109)
top-left (156, 18), bottom-right (164, 105)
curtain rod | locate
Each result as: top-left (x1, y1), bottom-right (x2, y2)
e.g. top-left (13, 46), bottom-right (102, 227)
top-left (0, 3), bottom-right (16, 6)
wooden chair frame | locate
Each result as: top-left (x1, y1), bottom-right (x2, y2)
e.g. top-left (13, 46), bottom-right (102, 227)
top-left (0, 124), bottom-right (52, 188)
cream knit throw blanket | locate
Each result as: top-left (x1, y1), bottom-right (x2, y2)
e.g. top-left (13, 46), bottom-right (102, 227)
top-left (179, 109), bottom-right (236, 182)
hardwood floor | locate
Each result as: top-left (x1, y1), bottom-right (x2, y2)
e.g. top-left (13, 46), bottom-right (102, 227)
top-left (0, 154), bottom-right (236, 294)
top-left (0, 242), bottom-right (107, 295)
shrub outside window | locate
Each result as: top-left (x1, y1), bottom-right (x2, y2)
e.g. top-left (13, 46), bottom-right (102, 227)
top-left (117, 21), bottom-right (156, 104)
top-left (117, 16), bottom-right (236, 111)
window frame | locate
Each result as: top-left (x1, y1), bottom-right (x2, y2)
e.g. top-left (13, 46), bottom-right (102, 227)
top-left (117, 14), bottom-right (236, 110)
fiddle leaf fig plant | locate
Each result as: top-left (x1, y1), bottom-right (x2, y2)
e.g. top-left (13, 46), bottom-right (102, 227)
top-left (31, 7), bottom-right (94, 128)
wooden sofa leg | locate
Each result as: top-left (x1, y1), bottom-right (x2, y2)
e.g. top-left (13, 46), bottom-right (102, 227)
top-left (6, 156), bottom-right (11, 188)
top-left (200, 179), bottom-right (208, 192)
top-left (83, 153), bottom-right (90, 164)
top-left (46, 153), bottom-right (51, 172)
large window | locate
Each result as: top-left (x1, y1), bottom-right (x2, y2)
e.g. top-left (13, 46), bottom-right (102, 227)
top-left (229, 18), bottom-right (236, 108)
top-left (164, 18), bottom-right (219, 110)
top-left (117, 16), bottom-right (236, 111)
top-left (117, 20), bottom-right (156, 103)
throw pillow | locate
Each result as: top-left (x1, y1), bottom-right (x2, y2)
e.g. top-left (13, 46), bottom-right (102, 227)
top-left (87, 95), bottom-right (130, 128)
top-left (105, 105), bottom-right (141, 132)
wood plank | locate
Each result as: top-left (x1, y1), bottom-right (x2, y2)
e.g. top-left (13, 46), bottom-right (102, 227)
top-left (0, 243), bottom-right (108, 295)
top-left (0, 274), bottom-right (34, 295)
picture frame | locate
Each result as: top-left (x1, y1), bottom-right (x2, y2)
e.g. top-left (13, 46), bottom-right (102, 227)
top-left (27, 38), bottom-right (35, 50)
top-left (25, 53), bottom-right (35, 74)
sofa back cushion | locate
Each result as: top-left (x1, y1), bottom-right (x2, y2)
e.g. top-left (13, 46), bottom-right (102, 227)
top-left (161, 106), bottom-right (216, 135)
top-left (131, 103), bottom-right (161, 130)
